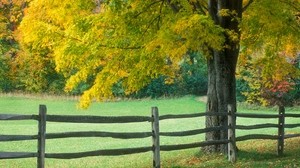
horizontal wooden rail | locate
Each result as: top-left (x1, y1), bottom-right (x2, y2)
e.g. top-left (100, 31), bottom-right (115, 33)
top-left (236, 134), bottom-right (278, 141)
top-left (160, 140), bottom-right (229, 151)
top-left (46, 115), bottom-right (152, 123)
top-left (236, 123), bottom-right (278, 130)
top-left (159, 112), bottom-right (227, 120)
top-left (285, 123), bottom-right (300, 128)
top-left (0, 135), bottom-right (37, 141)
top-left (45, 146), bottom-right (152, 159)
top-left (0, 152), bottom-right (37, 159)
top-left (284, 114), bottom-right (300, 118)
top-left (236, 113), bottom-right (279, 118)
top-left (285, 134), bottom-right (300, 139)
top-left (46, 131), bottom-right (152, 139)
top-left (0, 114), bottom-right (38, 120)
top-left (160, 126), bottom-right (226, 137)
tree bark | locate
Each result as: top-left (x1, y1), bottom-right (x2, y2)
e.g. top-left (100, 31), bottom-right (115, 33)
top-left (204, 0), bottom-right (243, 154)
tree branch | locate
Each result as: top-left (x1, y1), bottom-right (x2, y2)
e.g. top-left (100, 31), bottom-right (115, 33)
top-left (157, 0), bottom-right (165, 30)
top-left (142, 15), bottom-right (161, 37)
top-left (166, 0), bottom-right (180, 13)
top-left (189, 0), bottom-right (207, 14)
top-left (54, 31), bottom-right (143, 50)
top-left (134, 0), bottom-right (162, 18)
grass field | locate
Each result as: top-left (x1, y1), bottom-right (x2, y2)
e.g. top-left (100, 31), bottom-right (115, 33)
top-left (0, 95), bottom-right (300, 168)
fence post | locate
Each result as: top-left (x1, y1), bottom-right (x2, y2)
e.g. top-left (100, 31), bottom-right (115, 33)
top-left (38, 105), bottom-right (47, 168)
top-left (277, 105), bottom-right (285, 156)
top-left (227, 104), bottom-right (236, 163)
top-left (151, 107), bottom-right (160, 168)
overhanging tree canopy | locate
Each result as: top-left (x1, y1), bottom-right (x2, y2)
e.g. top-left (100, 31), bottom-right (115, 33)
top-left (19, 0), bottom-right (300, 153)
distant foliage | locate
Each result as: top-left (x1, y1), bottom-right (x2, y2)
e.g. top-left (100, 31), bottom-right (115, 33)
top-left (0, 0), bottom-right (32, 92)
top-left (178, 52), bottom-right (208, 96)
top-left (0, 56), bottom-right (13, 92)
top-left (112, 52), bottom-right (208, 98)
top-left (237, 53), bottom-right (300, 106)
top-left (236, 0), bottom-right (300, 106)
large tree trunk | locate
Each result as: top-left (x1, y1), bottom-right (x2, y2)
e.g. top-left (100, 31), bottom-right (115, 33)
top-left (203, 0), bottom-right (243, 154)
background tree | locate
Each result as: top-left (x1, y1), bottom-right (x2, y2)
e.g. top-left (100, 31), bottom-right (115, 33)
top-left (19, 0), bottom-right (300, 154)
top-left (0, 0), bottom-right (31, 91)
top-left (238, 49), bottom-right (300, 106)
top-left (238, 0), bottom-right (300, 107)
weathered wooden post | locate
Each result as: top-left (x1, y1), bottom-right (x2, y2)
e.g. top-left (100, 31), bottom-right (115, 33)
top-left (227, 104), bottom-right (236, 163)
top-left (38, 105), bottom-right (47, 168)
top-left (277, 105), bottom-right (285, 156)
top-left (151, 107), bottom-right (160, 168)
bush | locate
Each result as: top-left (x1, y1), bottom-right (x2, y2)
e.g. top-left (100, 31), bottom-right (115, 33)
top-left (0, 56), bottom-right (14, 92)
top-left (179, 54), bottom-right (207, 96)
top-left (112, 52), bottom-right (208, 98)
top-left (236, 76), bottom-right (251, 102)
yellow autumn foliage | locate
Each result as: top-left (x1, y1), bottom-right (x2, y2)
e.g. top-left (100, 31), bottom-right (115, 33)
top-left (18, 0), bottom-right (300, 108)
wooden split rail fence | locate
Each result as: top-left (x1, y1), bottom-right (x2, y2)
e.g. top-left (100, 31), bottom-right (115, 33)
top-left (1, 105), bottom-right (300, 168)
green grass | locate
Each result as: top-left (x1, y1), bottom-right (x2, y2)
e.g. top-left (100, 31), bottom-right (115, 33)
top-left (0, 95), bottom-right (300, 168)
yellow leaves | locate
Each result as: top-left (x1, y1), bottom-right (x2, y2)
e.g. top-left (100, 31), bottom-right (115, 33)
top-left (145, 39), bottom-right (159, 52)
top-left (164, 77), bottom-right (174, 85)
top-left (173, 14), bottom-right (201, 33)
top-left (218, 9), bottom-right (231, 17)
top-left (169, 43), bottom-right (188, 61)
top-left (155, 14), bottom-right (224, 61)
top-left (117, 70), bottom-right (129, 78)
top-left (129, 1), bottom-right (139, 10)
top-left (241, 0), bottom-right (300, 54)
top-left (79, 90), bottom-right (93, 109)
top-left (58, 2), bottom-right (226, 108)
top-left (64, 67), bottom-right (89, 92)
top-left (225, 29), bottom-right (239, 43)
top-left (283, 42), bottom-right (298, 58)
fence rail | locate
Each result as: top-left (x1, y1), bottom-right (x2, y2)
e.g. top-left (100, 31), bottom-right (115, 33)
top-left (46, 115), bottom-right (152, 123)
top-left (46, 131), bottom-right (153, 139)
top-left (236, 123), bottom-right (278, 129)
top-left (159, 112), bottom-right (227, 120)
top-left (0, 135), bottom-right (37, 141)
top-left (0, 114), bottom-right (37, 120)
top-left (0, 152), bottom-right (37, 159)
top-left (45, 146), bottom-right (153, 159)
top-left (0, 105), bottom-right (300, 168)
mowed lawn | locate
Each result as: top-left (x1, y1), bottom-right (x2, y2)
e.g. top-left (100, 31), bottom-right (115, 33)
top-left (0, 95), bottom-right (300, 168)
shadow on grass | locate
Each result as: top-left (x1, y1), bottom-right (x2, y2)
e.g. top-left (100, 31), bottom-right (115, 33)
top-left (165, 138), bottom-right (300, 168)
top-left (237, 150), bottom-right (278, 161)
